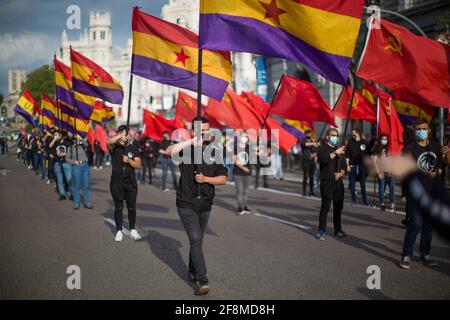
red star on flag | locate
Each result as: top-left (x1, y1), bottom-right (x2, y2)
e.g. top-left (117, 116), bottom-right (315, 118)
top-left (174, 48), bottom-right (190, 67)
top-left (88, 71), bottom-right (98, 83)
top-left (259, 0), bottom-right (287, 25)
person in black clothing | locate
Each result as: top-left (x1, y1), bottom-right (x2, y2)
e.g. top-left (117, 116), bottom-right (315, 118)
top-left (399, 119), bottom-right (444, 270)
top-left (44, 129), bottom-right (56, 184)
top-left (94, 140), bottom-right (104, 170)
top-left (301, 130), bottom-right (318, 196)
top-left (107, 125), bottom-right (142, 243)
top-left (141, 138), bottom-right (155, 185)
top-left (316, 128), bottom-right (347, 241)
top-left (233, 131), bottom-right (252, 215)
top-left (166, 117), bottom-right (228, 296)
top-left (345, 128), bottom-right (370, 206)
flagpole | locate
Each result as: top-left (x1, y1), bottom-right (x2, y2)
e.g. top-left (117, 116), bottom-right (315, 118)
top-left (196, 48), bottom-right (203, 199)
top-left (126, 74), bottom-right (134, 132)
top-left (317, 86), bottom-right (345, 143)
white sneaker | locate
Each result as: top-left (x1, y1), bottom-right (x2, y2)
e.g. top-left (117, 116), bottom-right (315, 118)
top-left (130, 229), bottom-right (142, 241)
top-left (114, 231), bottom-right (123, 242)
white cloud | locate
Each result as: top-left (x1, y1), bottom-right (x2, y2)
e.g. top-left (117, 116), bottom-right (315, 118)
top-left (0, 32), bottom-right (58, 68)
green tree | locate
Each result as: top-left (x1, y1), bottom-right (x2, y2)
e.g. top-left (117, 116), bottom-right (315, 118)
top-left (21, 64), bottom-right (55, 103)
top-left (0, 90), bottom-right (3, 106)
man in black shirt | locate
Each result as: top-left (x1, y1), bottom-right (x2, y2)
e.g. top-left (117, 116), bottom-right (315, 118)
top-left (399, 119), bottom-right (443, 270)
top-left (301, 130), bottom-right (318, 197)
top-left (107, 125), bottom-right (142, 242)
top-left (51, 131), bottom-right (73, 200)
top-left (141, 138), bottom-right (155, 185)
top-left (166, 117), bottom-right (228, 295)
top-left (316, 128), bottom-right (347, 241)
top-left (233, 132), bottom-right (252, 215)
top-left (345, 128), bottom-right (370, 206)
top-left (44, 129), bottom-right (56, 184)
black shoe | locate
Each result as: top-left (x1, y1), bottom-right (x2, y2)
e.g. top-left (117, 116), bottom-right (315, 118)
top-left (401, 219), bottom-right (408, 226)
top-left (334, 230), bottom-right (348, 238)
top-left (83, 203), bottom-right (94, 209)
top-left (309, 192), bottom-right (316, 197)
top-left (420, 255), bottom-right (438, 267)
top-left (381, 204), bottom-right (386, 212)
top-left (243, 207), bottom-right (251, 214)
top-left (196, 281), bottom-right (209, 295)
top-left (399, 256), bottom-right (411, 270)
top-left (58, 195), bottom-right (66, 201)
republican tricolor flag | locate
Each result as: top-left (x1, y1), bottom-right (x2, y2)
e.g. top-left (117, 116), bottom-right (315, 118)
top-left (70, 48), bottom-right (124, 105)
top-left (131, 7), bottom-right (232, 101)
top-left (14, 90), bottom-right (38, 127)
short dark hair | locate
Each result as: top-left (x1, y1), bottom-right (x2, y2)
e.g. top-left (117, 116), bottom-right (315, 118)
top-left (117, 125), bottom-right (128, 133)
top-left (162, 130), bottom-right (170, 136)
top-left (327, 128), bottom-right (338, 136)
top-left (414, 118), bottom-right (430, 128)
top-left (191, 116), bottom-right (209, 124)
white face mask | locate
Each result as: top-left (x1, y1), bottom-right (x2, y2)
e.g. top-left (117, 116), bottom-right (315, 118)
top-left (240, 137), bottom-right (248, 144)
top-left (381, 139), bottom-right (388, 146)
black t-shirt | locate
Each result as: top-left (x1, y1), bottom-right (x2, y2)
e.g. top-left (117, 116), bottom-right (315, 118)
top-left (45, 136), bottom-right (57, 159)
top-left (110, 143), bottom-right (141, 186)
top-left (55, 140), bottom-right (72, 163)
top-left (301, 137), bottom-right (316, 160)
top-left (233, 143), bottom-right (251, 176)
top-left (318, 144), bottom-right (345, 181)
top-left (403, 141), bottom-right (442, 174)
top-left (142, 142), bottom-right (155, 160)
top-left (160, 139), bottom-right (174, 159)
top-left (345, 139), bottom-right (369, 166)
top-left (176, 145), bottom-right (228, 212)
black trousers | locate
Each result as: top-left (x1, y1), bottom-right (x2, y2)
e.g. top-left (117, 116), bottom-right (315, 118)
top-left (255, 164), bottom-right (269, 188)
top-left (141, 158), bottom-right (153, 184)
top-left (177, 207), bottom-right (211, 284)
top-left (302, 160), bottom-right (315, 194)
top-left (110, 181), bottom-right (137, 231)
top-left (319, 180), bottom-right (344, 232)
top-left (95, 151), bottom-right (104, 167)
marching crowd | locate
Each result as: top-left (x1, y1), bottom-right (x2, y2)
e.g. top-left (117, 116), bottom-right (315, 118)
top-left (6, 117), bottom-right (450, 294)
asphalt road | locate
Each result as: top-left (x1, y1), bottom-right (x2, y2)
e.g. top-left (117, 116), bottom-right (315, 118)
top-left (0, 153), bottom-right (449, 300)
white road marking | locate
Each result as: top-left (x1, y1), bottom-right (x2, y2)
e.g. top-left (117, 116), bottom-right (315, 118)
top-left (254, 212), bottom-right (311, 230)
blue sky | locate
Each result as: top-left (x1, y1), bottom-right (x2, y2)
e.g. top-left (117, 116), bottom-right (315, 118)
top-left (0, 0), bottom-right (167, 96)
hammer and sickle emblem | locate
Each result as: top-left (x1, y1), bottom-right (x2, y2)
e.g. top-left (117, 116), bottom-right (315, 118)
top-left (352, 95), bottom-right (359, 110)
top-left (384, 30), bottom-right (403, 56)
top-left (183, 98), bottom-right (193, 110)
top-left (223, 93), bottom-right (232, 105)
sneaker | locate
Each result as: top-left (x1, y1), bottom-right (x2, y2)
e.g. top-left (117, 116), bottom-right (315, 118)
top-left (58, 195), bottom-right (66, 201)
top-left (236, 209), bottom-right (245, 216)
top-left (130, 229), bottom-right (142, 241)
top-left (114, 231), bottom-right (123, 242)
top-left (83, 203), bottom-right (94, 209)
top-left (335, 230), bottom-right (348, 238)
top-left (399, 256), bottom-right (411, 270)
top-left (162, 188), bottom-right (169, 192)
top-left (196, 282), bottom-right (209, 295)
top-left (309, 192), bottom-right (316, 197)
top-left (99, 166), bottom-right (103, 170)
top-left (389, 204), bottom-right (396, 213)
top-left (420, 255), bottom-right (438, 267)
top-left (46, 180), bottom-right (51, 185)
top-left (73, 204), bottom-right (80, 210)
top-left (381, 204), bottom-right (386, 212)
top-left (316, 230), bottom-right (326, 241)
top-left (351, 202), bottom-right (356, 207)
top-left (243, 207), bottom-right (251, 214)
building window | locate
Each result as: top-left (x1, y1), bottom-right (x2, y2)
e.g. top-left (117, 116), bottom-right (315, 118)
top-left (100, 31), bottom-right (106, 40)
top-left (93, 32), bottom-right (96, 40)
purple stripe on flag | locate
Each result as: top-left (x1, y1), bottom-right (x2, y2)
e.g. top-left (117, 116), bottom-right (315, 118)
top-left (72, 78), bottom-right (124, 105)
top-left (59, 120), bottom-right (88, 138)
top-left (398, 114), bottom-right (417, 126)
top-left (56, 86), bottom-right (94, 120)
top-left (200, 14), bottom-right (351, 85)
top-left (131, 54), bottom-right (228, 101)
top-left (42, 109), bottom-right (55, 120)
top-left (14, 105), bottom-right (35, 126)
top-left (281, 123), bottom-right (305, 140)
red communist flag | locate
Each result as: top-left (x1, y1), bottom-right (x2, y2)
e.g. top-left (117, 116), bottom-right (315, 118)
top-left (94, 125), bottom-right (108, 152)
top-left (86, 127), bottom-right (95, 152)
top-left (377, 91), bottom-right (404, 155)
top-left (240, 91), bottom-right (270, 116)
top-left (143, 110), bottom-right (178, 142)
top-left (333, 86), bottom-right (377, 123)
top-left (205, 89), bottom-right (246, 129)
top-left (270, 76), bottom-right (338, 127)
top-left (175, 92), bottom-right (204, 128)
top-left (357, 18), bottom-right (450, 108)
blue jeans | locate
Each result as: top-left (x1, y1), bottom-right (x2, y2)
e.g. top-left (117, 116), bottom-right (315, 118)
top-left (162, 157), bottom-right (177, 189)
top-left (63, 162), bottom-right (73, 196)
top-left (40, 154), bottom-right (46, 179)
top-left (72, 162), bottom-right (91, 206)
top-left (32, 152), bottom-right (39, 171)
top-left (377, 176), bottom-right (395, 204)
top-left (402, 202), bottom-right (433, 257)
top-left (54, 162), bottom-right (66, 197)
top-left (349, 165), bottom-right (368, 204)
